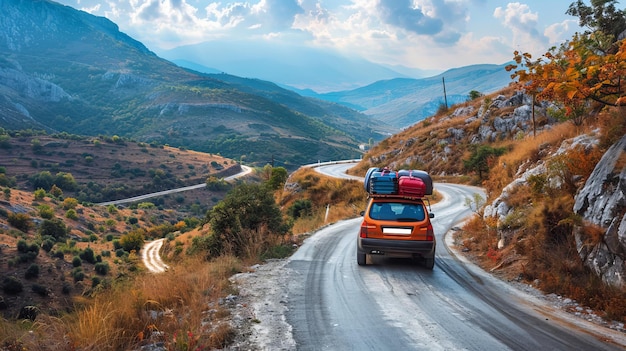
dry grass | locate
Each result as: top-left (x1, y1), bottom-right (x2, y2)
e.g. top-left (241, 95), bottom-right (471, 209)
top-left (281, 167), bottom-right (368, 237)
top-left (1, 255), bottom-right (243, 350)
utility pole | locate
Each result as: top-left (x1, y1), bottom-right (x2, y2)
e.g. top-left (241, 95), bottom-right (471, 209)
top-left (442, 77), bottom-right (448, 109)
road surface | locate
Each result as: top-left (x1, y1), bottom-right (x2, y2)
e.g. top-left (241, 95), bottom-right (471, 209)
top-left (142, 238), bottom-right (169, 273)
top-left (280, 163), bottom-right (626, 350)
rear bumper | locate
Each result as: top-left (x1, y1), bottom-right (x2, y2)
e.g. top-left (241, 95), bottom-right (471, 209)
top-left (358, 237), bottom-right (435, 257)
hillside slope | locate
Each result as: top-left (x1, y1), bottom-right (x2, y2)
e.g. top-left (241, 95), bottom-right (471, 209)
top-left (352, 85), bottom-right (626, 320)
top-left (0, 0), bottom-right (388, 169)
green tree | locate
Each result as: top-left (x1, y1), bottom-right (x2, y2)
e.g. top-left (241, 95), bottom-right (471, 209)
top-left (468, 90), bottom-right (483, 100)
top-left (206, 176), bottom-right (230, 191)
top-left (463, 145), bottom-right (506, 180)
top-left (567, 0), bottom-right (626, 48)
top-left (267, 167), bottom-right (288, 190)
top-left (288, 199), bottom-right (313, 219)
top-left (54, 172), bottom-right (77, 191)
top-left (39, 218), bottom-right (67, 240)
top-left (50, 184), bottom-right (63, 197)
top-left (120, 229), bottom-right (145, 252)
top-left (205, 183), bottom-right (290, 257)
top-left (30, 171), bottom-right (54, 191)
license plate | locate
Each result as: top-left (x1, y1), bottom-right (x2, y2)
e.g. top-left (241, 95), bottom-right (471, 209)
top-left (382, 227), bottom-right (412, 235)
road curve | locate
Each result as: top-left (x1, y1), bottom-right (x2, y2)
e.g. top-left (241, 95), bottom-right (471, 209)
top-left (97, 165), bottom-right (252, 206)
top-left (142, 238), bottom-right (169, 273)
top-left (283, 165), bottom-right (626, 350)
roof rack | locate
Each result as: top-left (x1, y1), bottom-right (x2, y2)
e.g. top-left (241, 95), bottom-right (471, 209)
top-left (367, 193), bottom-right (426, 200)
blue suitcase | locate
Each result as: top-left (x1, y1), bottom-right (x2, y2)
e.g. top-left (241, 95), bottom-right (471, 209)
top-left (369, 169), bottom-right (398, 194)
top-left (364, 167), bottom-right (380, 193)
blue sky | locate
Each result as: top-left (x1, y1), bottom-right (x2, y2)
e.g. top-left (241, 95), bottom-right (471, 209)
top-left (55, 0), bottom-right (583, 72)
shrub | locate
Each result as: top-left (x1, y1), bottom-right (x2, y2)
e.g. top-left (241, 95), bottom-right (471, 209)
top-left (72, 268), bottom-right (85, 282)
top-left (94, 262), bottom-right (110, 275)
top-left (32, 283), bottom-right (49, 297)
top-left (61, 282), bottom-right (71, 295)
top-left (25, 264), bottom-right (40, 279)
top-left (16, 240), bottom-right (39, 262)
top-left (91, 276), bottom-right (101, 287)
top-left (8, 212), bottom-right (32, 232)
top-left (2, 276), bottom-right (23, 294)
top-left (33, 188), bottom-right (46, 200)
top-left (41, 239), bottom-right (55, 252)
top-left (65, 209), bottom-right (78, 220)
top-left (72, 256), bottom-right (82, 267)
top-left (80, 247), bottom-right (96, 264)
top-left (17, 239), bottom-right (28, 253)
top-left (62, 197), bottom-right (78, 210)
top-left (38, 204), bottom-right (55, 219)
top-left (115, 249), bottom-right (126, 257)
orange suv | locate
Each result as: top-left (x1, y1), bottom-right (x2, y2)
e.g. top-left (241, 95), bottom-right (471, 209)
top-left (357, 168), bottom-right (435, 269)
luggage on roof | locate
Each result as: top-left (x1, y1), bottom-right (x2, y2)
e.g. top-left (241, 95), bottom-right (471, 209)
top-left (365, 167), bottom-right (432, 197)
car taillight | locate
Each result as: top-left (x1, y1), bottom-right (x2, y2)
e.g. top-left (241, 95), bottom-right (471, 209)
top-left (425, 223), bottom-right (434, 241)
top-left (359, 221), bottom-right (376, 238)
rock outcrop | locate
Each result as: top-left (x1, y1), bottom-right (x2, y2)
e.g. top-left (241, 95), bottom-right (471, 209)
top-left (573, 135), bottom-right (626, 288)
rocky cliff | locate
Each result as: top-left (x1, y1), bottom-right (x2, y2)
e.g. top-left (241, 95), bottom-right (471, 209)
top-left (573, 135), bottom-right (626, 288)
top-left (483, 132), bottom-right (626, 288)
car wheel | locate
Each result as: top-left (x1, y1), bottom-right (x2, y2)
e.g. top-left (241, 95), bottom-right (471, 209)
top-left (357, 251), bottom-right (367, 266)
top-left (423, 256), bottom-right (435, 270)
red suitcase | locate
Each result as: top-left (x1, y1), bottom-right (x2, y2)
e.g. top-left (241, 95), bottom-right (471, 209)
top-left (398, 169), bottom-right (433, 195)
top-left (398, 173), bottom-right (426, 197)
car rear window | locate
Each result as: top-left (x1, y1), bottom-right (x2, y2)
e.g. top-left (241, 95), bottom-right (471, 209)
top-left (369, 201), bottom-right (425, 221)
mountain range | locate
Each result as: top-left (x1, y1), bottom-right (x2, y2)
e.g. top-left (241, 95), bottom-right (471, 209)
top-left (158, 40), bottom-right (438, 93)
top-left (0, 0), bottom-right (512, 166)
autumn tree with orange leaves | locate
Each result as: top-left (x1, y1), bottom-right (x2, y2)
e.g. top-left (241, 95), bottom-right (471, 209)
top-left (506, 0), bottom-right (626, 127)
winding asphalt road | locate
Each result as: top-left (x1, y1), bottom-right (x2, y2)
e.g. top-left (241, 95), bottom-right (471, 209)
top-left (134, 161), bottom-right (626, 349)
top-left (284, 163), bottom-right (626, 350)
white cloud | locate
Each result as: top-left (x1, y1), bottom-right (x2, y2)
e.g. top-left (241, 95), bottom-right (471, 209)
top-left (544, 19), bottom-right (578, 46)
top-left (493, 2), bottom-right (547, 54)
top-left (53, 0), bottom-right (583, 71)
